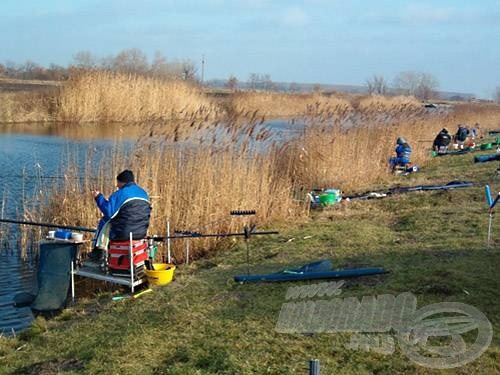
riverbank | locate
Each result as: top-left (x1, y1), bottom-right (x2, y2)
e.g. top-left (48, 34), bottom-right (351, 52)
top-left (0, 73), bottom-right (483, 125)
top-left (1, 148), bottom-right (498, 374)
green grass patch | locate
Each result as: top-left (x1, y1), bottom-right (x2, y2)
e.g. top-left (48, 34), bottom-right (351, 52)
top-left (0, 151), bottom-right (499, 374)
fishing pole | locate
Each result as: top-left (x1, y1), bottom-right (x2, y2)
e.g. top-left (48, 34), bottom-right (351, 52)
top-left (150, 230), bottom-right (279, 241)
top-left (0, 175), bottom-right (108, 181)
top-left (0, 218), bottom-right (96, 233)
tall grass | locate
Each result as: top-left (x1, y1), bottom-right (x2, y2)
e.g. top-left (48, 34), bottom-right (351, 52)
top-left (56, 71), bottom-right (219, 123)
top-left (28, 131), bottom-right (305, 262)
top-left (0, 92), bottom-right (53, 123)
top-left (354, 95), bottom-right (422, 113)
top-left (228, 92), bottom-right (353, 119)
top-left (283, 117), bottom-right (444, 191)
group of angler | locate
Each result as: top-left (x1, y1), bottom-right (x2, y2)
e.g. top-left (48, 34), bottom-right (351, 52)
top-left (389, 123), bottom-right (482, 172)
top-left (432, 123), bottom-right (482, 154)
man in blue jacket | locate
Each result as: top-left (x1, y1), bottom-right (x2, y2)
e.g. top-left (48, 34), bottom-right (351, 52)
top-left (90, 170), bottom-right (151, 260)
top-left (389, 137), bottom-right (412, 171)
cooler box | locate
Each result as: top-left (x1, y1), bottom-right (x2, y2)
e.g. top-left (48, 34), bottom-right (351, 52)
top-left (108, 239), bottom-right (148, 271)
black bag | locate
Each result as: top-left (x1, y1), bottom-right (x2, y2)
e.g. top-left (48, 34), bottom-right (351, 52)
top-left (456, 128), bottom-right (468, 142)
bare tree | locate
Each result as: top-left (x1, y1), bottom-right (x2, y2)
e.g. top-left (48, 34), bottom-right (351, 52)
top-left (247, 73), bottom-right (273, 90)
top-left (262, 74), bottom-right (274, 90)
top-left (150, 51), bottom-right (169, 78)
top-left (248, 73), bottom-right (259, 90)
top-left (415, 73), bottom-right (439, 100)
top-left (180, 60), bottom-right (197, 81)
top-left (312, 83), bottom-right (322, 93)
top-left (47, 63), bottom-right (68, 80)
top-left (112, 48), bottom-right (149, 74)
top-left (226, 75), bottom-right (238, 91)
top-left (394, 71), bottom-right (439, 99)
top-left (366, 74), bottom-right (388, 95)
top-left (289, 82), bottom-right (298, 93)
top-left (72, 51), bottom-right (97, 69)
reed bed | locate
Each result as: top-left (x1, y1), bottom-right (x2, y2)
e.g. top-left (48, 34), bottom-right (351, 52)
top-left (0, 92), bottom-right (53, 123)
top-left (354, 95), bottom-right (422, 113)
top-left (27, 130), bottom-right (305, 262)
top-left (56, 71), bottom-right (220, 123)
top-left (283, 116), bottom-right (447, 192)
top-left (450, 102), bottom-right (500, 128)
top-left (228, 92), bottom-right (353, 119)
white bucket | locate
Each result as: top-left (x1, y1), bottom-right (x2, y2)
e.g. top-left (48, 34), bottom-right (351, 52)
top-left (71, 232), bottom-right (83, 242)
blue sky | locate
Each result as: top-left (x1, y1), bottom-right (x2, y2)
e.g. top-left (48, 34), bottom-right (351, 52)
top-left (1, 0), bottom-right (499, 98)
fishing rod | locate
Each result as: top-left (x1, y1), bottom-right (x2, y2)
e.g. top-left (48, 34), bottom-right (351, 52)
top-left (0, 219), bottom-right (278, 238)
top-left (0, 218), bottom-right (96, 233)
top-left (1, 174), bottom-right (108, 181)
top-left (151, 229), bottom-right (279, 241)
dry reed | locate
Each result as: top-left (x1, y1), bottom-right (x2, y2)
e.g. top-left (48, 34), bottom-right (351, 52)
top-left (56, 71), bottom-right (220, 123)
top-left (228, 92), bottom-right (353, 119)
top-left (0, 92), bottom-right (53, 123)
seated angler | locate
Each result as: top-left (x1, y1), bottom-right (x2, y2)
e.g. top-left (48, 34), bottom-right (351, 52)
top-left (454, 124), bottom-right (469, 148)
top-left (89, 170), bottom-right (151, 261)
top-left (389, 137), bottom-right (412, 171)
top-left (433, 128), bottom-right (452, 154)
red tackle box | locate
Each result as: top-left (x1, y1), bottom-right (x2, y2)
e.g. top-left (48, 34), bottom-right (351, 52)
top-left (108, 239), bottom-right (148, 271)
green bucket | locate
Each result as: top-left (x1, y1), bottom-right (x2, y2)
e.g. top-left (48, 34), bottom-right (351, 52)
top-left (318, 193), bottom-right (337, 205)
top-left (480, 143), bottom-right (493, 150)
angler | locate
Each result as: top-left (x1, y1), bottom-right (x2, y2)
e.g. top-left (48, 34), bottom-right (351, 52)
top-left (90, 170), bottom-right (151, 262)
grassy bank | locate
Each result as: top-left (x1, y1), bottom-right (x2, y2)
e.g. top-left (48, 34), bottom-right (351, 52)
top-left (1, 147), bottom-right (499, 374)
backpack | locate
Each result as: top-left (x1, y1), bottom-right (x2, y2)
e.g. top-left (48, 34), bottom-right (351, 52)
top-left (457, 128), bottom-right (468, 142)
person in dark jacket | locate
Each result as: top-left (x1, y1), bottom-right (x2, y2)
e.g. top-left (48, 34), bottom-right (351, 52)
top-left (433, 128), bottom-right (452, 154)
top-left (454, 124), bottom-right (469, 147)
top-left (90, 170), bottom-right (151, 258)
top-left (389, 137), bottom-right (412, 171)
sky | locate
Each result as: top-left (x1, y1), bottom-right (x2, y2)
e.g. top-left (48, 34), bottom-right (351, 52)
top-left (1, 0), bottom-right (499, 98)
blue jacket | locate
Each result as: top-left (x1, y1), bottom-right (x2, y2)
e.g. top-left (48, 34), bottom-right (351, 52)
top-left (395, 143), bottom-right (411, 163)
top-left (95, 182), bottom-right (151, 241)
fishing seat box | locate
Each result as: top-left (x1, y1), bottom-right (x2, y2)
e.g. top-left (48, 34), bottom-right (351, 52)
top-left (107, 239), bottom-right (148, 271)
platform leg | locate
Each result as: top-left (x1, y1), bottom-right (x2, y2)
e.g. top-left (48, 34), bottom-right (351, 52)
top-left (71, 261), bottom-right (75, 302)
top-left (129, 232), bottom-right (134, 293)
top-left (167, 218), bottom-right (171, 264)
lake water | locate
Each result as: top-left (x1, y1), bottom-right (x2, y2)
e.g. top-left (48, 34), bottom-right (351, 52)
top-left (0, 131), bottom-right (119, 335)
top-left (0, 119), bottom-right (301, 334)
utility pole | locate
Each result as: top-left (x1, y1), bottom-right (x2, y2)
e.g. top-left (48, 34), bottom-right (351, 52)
top-left (201, 54), bottom-right (205, 85)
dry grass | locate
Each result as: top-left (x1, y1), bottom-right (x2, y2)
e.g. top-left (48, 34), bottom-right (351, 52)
top-left (56, 71), bottom-right (220, 123)
top-left (0, 92), bottom-right (53, 123)
top-left (27, 131), bottom-right (306, 262)
top-left (282, 117), bottom-right (442, 191)
top-left (228, 92), bottom-right (353, 118)
top-left (451, 102), bottom-right (500, 126)
top-left (354, 94), bottom-right (421, 113)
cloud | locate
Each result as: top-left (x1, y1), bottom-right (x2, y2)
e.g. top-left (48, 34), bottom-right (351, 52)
top-left (282, 6), bottom-right (309, 27)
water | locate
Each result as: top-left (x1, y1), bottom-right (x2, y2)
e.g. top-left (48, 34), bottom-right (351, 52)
top-left (0, 130), bottom-right (118, 335)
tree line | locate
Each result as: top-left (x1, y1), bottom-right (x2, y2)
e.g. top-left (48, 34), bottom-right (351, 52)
top-left (0, 48), bottom-right (198, 82)
top-left (365, 72), bottom-right (440, 100)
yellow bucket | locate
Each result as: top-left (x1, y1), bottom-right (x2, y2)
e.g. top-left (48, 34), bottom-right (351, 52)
top-left (145, 263), bottom-right (176, 286)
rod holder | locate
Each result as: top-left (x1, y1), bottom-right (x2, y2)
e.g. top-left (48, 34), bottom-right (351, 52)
top-left (230, 210), bottom-right (256, 216)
